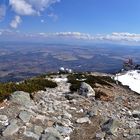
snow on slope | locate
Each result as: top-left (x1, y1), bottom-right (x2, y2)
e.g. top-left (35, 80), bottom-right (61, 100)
top-left (115, 70), bottom-right (140, 94)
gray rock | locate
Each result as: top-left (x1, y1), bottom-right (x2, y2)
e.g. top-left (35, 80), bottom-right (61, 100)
top-left (87, 108), bottom-right (98, 117)
top-left (0, 115), bottom-right (8, 126)
top-left (19, 111), bottom-right (31, 123)
top-left (55, 125), bottom-right (73, 135)
top-left (34, 125), bottom-right (43, 135)
top-left (0, 115), bottom-right (8, 122)
top-left (2, 122), bottom-right (19, 136)
top-left (76, 117), bottom-right (91, 124)
top-left (101, 118), bottom-right (119, 135)
top-left (96, 131), bottom-right (106, 140)
top-left (79, 82), bottom-right (95, 97)
top-left (24, 131), bottom-right (40, 140)
top-left (9, 119), bottom-right (18, 125)
top-left (10, 91), bottom-right (34, 107)
top-left (42, 127), bottom-right (63, 140)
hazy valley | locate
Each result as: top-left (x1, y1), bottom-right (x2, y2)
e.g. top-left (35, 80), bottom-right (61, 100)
top-left (0, 42), bottom-right (140, 82)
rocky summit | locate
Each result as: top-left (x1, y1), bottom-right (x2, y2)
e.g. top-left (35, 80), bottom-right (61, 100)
top-left (0, 72), bottom-right (140, 140)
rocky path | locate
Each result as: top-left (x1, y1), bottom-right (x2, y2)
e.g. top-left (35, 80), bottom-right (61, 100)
top-left (0, 74), bottom-right (140, 140)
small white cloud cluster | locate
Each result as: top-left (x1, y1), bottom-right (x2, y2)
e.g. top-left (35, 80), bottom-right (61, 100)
top-left (52, 32), bottom-right (94, 40)
top-left (8, 0), bottom-right (60, 28)
top-left (100, 32), bottom-right (140, 42)
top-left (9, 0), bottom-right (60, 16)
top-left (10, 16), bottom-right (22, 29)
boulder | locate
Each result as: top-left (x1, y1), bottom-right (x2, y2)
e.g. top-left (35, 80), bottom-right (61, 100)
top-left (10, 91), bottom-right (35, 108)
top-left (101, 118), bottom-right (119, 135)
top-left (79, 82), bottom-right (95, 97)
top-left (2, 122), bottom-right (19, 136)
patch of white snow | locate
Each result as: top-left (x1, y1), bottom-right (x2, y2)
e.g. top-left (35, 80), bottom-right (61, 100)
top-left (115, 70), bottom-right (140, 94)
top-left (53, 78), bottom-right (68, 83)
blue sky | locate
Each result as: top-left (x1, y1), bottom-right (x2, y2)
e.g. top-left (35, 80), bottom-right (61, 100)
top-left (0, 0), bottom-right (140, 44)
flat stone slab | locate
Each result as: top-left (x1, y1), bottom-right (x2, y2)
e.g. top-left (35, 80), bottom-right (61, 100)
top-left (2, 123), bottom-right (19, 136)
top-left (19, 110), bottom-right (31, 123)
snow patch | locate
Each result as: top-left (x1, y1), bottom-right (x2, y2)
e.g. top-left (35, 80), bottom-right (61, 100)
top-left (115, 70), bottom-right (140, 94)
top-left (53, 77), bottom-right (68, 83)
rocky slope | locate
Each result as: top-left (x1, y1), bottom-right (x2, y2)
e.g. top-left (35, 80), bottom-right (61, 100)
top-left (0, 73), bottom-right (140, 140)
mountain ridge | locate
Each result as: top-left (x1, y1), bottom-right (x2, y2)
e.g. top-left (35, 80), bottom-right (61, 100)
top-left (0, 71), bottom-right (139, 140)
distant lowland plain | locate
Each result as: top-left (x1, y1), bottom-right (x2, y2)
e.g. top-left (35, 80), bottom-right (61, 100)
top-left (0, 42), bottom-right (140, 82)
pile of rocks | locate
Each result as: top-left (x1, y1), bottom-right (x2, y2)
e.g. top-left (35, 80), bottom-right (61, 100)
top-left (0, 73), bottom-right (139, 140)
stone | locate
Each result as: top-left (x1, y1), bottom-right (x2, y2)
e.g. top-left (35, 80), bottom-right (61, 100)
top-left (76, 117), bottom-right (91, 124)
top-left (9, 119), bottom-right (17, 125)
top-left (34, 125), bottom-right (43, 135)
top-left (79, 82), bottom-right (95, 97)
top-left (10, 91), bottom-right (35, 108)
top-left (24, 131), bottom-right (40, 140)
top-left (19, 111), bottom-right (31, 123)
top-left (42, 127), bottom-right (63, 140)
top-left (0, 115), bottom-right (8, 126)
top-left (55, 124), bottom-right (73, 135)
top-left (96, 131), bottom-right (106, 140)
top-left (101, 118), bottom-right (119, 135)
top-left (0, 115), bottom-right (8, 122)
top-left (86, 108), bottom-right (98, 117)
top-left (2, 122), bottom-right (19, 136)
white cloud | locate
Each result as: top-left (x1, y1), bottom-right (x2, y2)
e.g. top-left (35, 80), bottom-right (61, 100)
top-left (8, 0), bottom-right (60, 28)
top-left (21, 31), bottom-right (140, 43)
top-left (9, 0), bottom-right (36, 15)
top-left (100, 32), bottom-right (140, 42)
top-left (52, 32), bottom-right (94, 40)
top-left (10, 16), bottom-right (22, 28)
top-left (1, 30), bottom-right (140, 45)
top-left (0, 5), bottom-right (6, 21)
top-left (9, 0), bottom-right (60, 16)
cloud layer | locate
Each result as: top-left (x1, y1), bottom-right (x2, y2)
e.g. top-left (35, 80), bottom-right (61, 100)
top-left (1, 30), bottom-right (140, 45)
